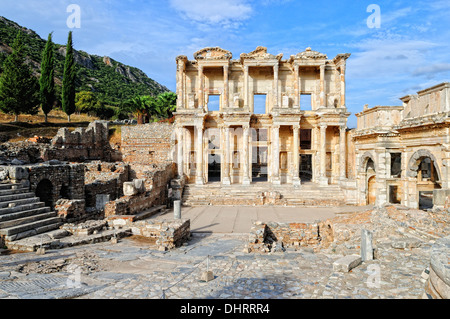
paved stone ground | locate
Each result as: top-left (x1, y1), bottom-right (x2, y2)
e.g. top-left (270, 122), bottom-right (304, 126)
top-left (154, 205), bottom-right (372, 233)
top-left (0, 232), bottom-right (430, 299)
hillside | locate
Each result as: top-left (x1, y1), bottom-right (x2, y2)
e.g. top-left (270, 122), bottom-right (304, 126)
top-left (0, 16), bottom-right (170, 106)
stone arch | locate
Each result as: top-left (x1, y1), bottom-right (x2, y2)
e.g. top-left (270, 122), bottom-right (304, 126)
top-left (35, 179), bottom-right (54, 208)
top-left (360, 151), bottom-right (377, 173)
top-left (407, 149), bottom-right (441, 181)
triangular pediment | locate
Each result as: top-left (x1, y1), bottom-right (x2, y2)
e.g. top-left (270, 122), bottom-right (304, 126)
top-left (194, 47), bottom-right (232, 60)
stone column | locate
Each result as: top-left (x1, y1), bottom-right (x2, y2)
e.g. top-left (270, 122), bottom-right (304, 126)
top-left (340, 65), bottom-right (346, 108)
top-left (272, 124), bottom-right (281, 185)
top-left (319, 123), bottom-right (328, 186)
top-left (242, 124), bottom-right (251, 185)
top-left (244, 65), bottom-right (249, 111)
top-left (274, 64), bottom-right (279, 108)
top-left (177, 126), bottom-right (184, 178)
top-left (319, 64), bottom-right (326, 108)
top-left (222, 125), bottom-right (231, 185)
top-left (198, 65), bottom-right (204, 111)
top-left (195, 125), bottom-right (204, 185)
top-left (223, 65), bottom-right (229, 110)
top-left (176, 60), bottom-right (185, 109)
top-left (293, 125), bottom-right (301, 187)
top-left (339, 125), bottom-right (347, 182)
top-left (293, 66), bottom-right (299, 108)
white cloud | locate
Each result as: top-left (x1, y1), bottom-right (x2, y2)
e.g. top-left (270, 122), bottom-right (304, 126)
top-left (412, 63), bottom-right (450, 79)
top-left (169, 0), bottom-right (252, 26)
top-left (347, 39), bottom-right (437, 79)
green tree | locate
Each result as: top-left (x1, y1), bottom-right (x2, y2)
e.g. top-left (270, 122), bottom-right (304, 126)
top-left (0, 31), bottom-right (39, 122)
top-left (39, 32), bottom-right (55, 123)
top-left (123, 95), bottom-right (154, 124)
top-left (153, 92), bottom-right (177, 120)
top-left (75, 91), bottom-right (97, 114)
top-left (62, 31), bottom-right (76, 122)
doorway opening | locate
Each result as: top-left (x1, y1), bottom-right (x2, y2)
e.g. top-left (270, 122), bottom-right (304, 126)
top-left (36, 179), bottom-right (54, 208)
top-left (208, 153), bottom-right (221, 183)
top-left (300, 154), bottom-right (313, 182)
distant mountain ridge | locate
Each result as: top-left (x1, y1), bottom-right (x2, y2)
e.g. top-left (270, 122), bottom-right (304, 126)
top-left (0, 16), bottom-right (170, 106)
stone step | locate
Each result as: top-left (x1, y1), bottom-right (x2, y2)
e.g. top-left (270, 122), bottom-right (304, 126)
top-left (0, 183), bottom-right (14, 190)
top-left (4, 221), bottom-right (63, 242)
top-left (0, 187), bottom-right (29, 197)
top-left (0, 216), bottom-right (61, 237)
top-left (134, 205), bottom-right (167, 221)
top-left (0, 201), bottom-right (45, 216)
top-left (0, 197), bottom-right (40, 209)
top-left (0, 183), bottom-right (24, 190)
top-left (0, 192), bottom-right (36, 204)
top-left (0, 207), bottom-right (52, 226)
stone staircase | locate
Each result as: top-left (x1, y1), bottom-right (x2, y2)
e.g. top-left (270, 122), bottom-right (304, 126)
top-left (0, 182), bottom-right (62, 245)
top-left (182, 182), bottom-right (347, 207)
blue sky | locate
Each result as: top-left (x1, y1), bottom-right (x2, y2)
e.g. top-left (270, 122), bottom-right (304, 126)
top-left (1, 0), bottom-right (449, 127)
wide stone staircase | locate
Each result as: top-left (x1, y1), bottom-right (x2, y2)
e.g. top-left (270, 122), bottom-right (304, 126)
top-left (0, 182), bottom-right (62, 245)
top-left (182, 182), bottom-right (347, 207)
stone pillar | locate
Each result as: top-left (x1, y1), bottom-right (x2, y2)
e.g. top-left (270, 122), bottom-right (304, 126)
top-left (176, 60), bottom-right (185, 109)
top-left (195, 125), bottom-right (204, 185)
top-left (319, 64), bottom-right (326, 108)
top-left (293, 65), bottom-right (300, 108)
top-left (319, 123), bottom-right (328, 186)
top-left (242, 124), bottom-right (251, 185)
top-left (272, 124), bottom-right (281, 185)
top-left (339, 125), bottom-right (347, 181)
top-left (293, 125), bottom-right (301, 187)
top-left (340, 65), bottom-right (346, 108)
top-left (222, 125), bottom-right (231, 185)
top-left (244, 65), bottom-right (249, 111)
top-left (198, 65), bottom-right (204, 111)
top-left (177, 126), bottom-right (184, 178)
top-left (174, 200), bottom-right (181, 219)
top-left (375, 150), bottom-right (388, 207)
top-left (223, 65), bottom-right (229, 110)
top-left (274, 64), bottom-right (279, 108)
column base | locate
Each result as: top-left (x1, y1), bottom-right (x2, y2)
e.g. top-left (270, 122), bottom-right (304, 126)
top-left (195, 177), bottom-right (204, 185)
top-left (293, 177), bottom-right (301, 187)
top-left (319, 177), bottom-right (329, 186)
top-left (243, 177), bottom-right (251, 185)
top-left (222, 177), bottom-right (231, 186)
top-left (272, 177), bottom-right (281, 186)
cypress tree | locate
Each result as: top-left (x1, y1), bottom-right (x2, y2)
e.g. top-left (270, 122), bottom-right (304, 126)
top-left (39, 33), bottom-right (55, 123)
top-left (62, 31), bottom-right (76, 122)
top-left (0, 31), bottom-right (39, 122)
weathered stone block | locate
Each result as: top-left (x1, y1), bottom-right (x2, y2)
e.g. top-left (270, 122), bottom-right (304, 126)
top-left (8, 166), bottom-right (28, 180)
top-left (123, 182), bottom-right (138, 196)
top-left (333, 255), bottom-right (362, 272)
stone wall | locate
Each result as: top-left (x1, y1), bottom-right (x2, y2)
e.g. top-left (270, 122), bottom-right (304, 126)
top-left (121, 123), bottom-right (175, 165)
top-left (26, 163), bottom-right (85, 208)
top-left (0, 142), bottom-right (48, 164)
top-left (49, 121), bottom-right (112, 162)
top-left (84, 162), bottom-right (129, 208)
top-left (108, 217), bottom-right (190, 250)
top-left (104, 163), bottom-right (175, 217)
top-left (55, 199), bottom-right (86, 223)
top-left (248, 220), bottom-right (333, 253)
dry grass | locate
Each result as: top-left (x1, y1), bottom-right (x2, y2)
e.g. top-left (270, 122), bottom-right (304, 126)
top-left (0, 109), bottom-right (100, 142)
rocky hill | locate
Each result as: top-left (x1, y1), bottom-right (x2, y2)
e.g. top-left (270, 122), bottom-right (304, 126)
top-left (0, 16), bottom-right (170, 106)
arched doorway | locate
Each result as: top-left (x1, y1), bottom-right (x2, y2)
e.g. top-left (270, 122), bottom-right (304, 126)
top-left (407, 150), bottom-right (442, 210)
top-left (36, 179), bottom-right (54, 208)
top-left (362, 155), bottom-right (376, 205)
